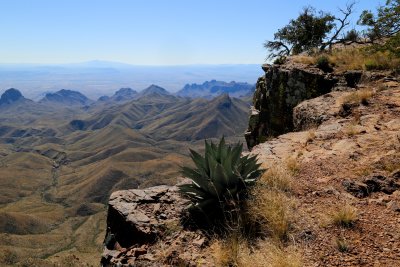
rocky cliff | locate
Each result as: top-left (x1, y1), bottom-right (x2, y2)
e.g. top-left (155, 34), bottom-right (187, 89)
top-left (245, 62), bottom-right (362, 149)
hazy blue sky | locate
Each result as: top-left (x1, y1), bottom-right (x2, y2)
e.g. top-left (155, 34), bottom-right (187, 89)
top-left (0, 0), bottom-right (382, 65)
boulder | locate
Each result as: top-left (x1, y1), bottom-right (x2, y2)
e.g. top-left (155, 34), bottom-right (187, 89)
top-left (101, 185), bottom-right (211, 267)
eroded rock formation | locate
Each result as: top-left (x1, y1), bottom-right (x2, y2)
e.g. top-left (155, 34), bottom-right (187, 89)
top-left (245, 63), bottom-right (362, 149)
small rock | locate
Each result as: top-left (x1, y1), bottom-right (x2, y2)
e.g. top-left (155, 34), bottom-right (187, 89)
top-left (342, 180), bottom-right (369, 198)
top-left (387, 201), bottom-right (400, 212)
top-left (391, 169), bottom-right (400, 180)
top-left (133, 247), bottom-right (147, 257)
top-left (193, 237), bottom-right (205, 247)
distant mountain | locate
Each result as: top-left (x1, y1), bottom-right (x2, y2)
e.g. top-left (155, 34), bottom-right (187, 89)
top-left (40, 89), bottom-right (92, 106)
top-left (0, 88), bottom-right (27, 105)
top-left (68, 90), bottom-right (249, 141)
top-left (137, 84), bottom-right (171, 97)
top-left (98, 88), bottom-right (138, 102)
top-left (142, 93), bottom-right (250, 140)
top-left (0, 63), bottom-right (262, 99)
top-left (135, 84), bottom-right (177, 102)
top-left (177, 80), bottom-right (255, 99)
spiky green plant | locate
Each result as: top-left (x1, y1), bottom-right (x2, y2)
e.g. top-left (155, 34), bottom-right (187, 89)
top-left (179, 137), bottom-right (264, 226)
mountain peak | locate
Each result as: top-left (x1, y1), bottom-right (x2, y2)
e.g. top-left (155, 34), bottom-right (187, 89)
top-left (139, 85), bottom-right (170, 97)
top-left (115, 88), bottom-right (137, 96)
top-left (40, 89), bottom-right (91, 106)
top-left (0, 88), bottom-right (25, 105)
top-left (213, 93), bottom-right (232, 109)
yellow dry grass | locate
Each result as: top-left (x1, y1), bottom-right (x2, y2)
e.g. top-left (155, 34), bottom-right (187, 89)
top-left (250, 189), bottom-right (295, 240)
top-left (249, 164), bottom-right (296, 241)
top-left (291, 55), bottom-right (315, 65)
top-left (285, 156), bottom-right (301, 176)
top-left (293, 46), bottom-right (400, 72)
top-left (332, 205), bottom-right (358, 228)
top-left (210, 238), bottom-right (302, 267)
top-left (341, 89), bottom-right (375, 105)
top-left (259, 166), bottom-right (293, 192)
top-left (306, 129), bottom-right (316, 143)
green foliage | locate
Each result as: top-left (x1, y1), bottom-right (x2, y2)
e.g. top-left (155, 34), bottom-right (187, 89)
top-left (273, 56), bottom-right (287, 65)
top-left (264, 7), bottom-right (335, 59)
top-left (179, 137), bottom-right (264, 227)
top-left (358, 0), bottom-right (400, 40)
top-left (316, 55), bottom-right (333, 72)
top-left (365, 59), bottom-right (384, 70)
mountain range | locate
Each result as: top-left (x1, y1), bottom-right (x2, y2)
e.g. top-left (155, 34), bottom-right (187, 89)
top-left (0, 83), bottom-right (251, 265)
top-left (177, 80), bottom-right (255, 98)
top-left (0, 62), bottom-right (262, 99)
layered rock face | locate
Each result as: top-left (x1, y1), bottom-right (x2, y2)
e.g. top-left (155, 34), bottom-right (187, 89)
top-left (244, 63), bottom-right (361, 149)
top-left (101, 185), bottom-right (210, 267)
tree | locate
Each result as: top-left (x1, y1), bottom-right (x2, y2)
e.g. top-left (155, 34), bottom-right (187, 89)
top-left (265, 3), bottom-right (356, 59)
top-left (358, 0), bottom-right (400, 41)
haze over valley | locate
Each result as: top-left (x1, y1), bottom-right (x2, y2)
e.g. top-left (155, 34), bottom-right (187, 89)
top-left (0, 62), bottom-right (261, 100)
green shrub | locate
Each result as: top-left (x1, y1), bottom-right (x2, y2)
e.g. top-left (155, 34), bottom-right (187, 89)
top-left (273, 56), bottom-right (287, 65)
top-left (316, 55), bottom-right (333, 72)
top-left (364, 59), bottom-right (389, 70)
top-left (179, 137), bottom-right (264, 227)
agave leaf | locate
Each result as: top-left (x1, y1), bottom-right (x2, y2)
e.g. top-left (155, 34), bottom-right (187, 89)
top-left (208, 154), bottom-right (218, 181)
top-left (205, 141), bottom-right (217, 165)
top-left (222, 150), bottom-right (233, 176)
top-left (217, 136), bottom-right (226, 162)
top-left (231, 143), bottom-right (243, 167)
top-left (210, 142), bottom-right (218, 156)
top-left (240, 157), bottom-right (259, 178)
top-left (181, 166), bottom-right (210, 190)
top-left (189, 149), bottom-right (207, 173)
top-left (214, 162), bottom-right (229, 187)
top-left (179, 184), bottom-right (208, 200)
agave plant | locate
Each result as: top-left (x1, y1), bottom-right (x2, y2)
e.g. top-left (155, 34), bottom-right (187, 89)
top-left (179, 137), bottom-right (264, 225)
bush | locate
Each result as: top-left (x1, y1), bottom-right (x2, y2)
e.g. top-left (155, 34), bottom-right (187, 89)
top-left (179, 137), bottom-right (264, 228)
top-left (365, 59), bottom-right (390, 70)
top-left (273, 56), bottom-right (287, 65)
top-left (316, 55), bottom-right (333, 72)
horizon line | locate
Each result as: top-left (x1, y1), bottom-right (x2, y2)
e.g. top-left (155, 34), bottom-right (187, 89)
top-left (0, 60), bottom-right (263, 67)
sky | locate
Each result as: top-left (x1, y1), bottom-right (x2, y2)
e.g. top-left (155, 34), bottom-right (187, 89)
top-left (0, 0), bottom-right (383, 65)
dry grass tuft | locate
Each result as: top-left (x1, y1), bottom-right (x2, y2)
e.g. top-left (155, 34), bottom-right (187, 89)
top-left (211, 239), bottom-right (302, 267)
top-left (335, 237), bottom-right (350, 253)
top-left (259, 166), bottom-right (293, 192)
top-left (343, 124), bottom-right (359, 137)
top-left (291, 55), bottom-right (316, 65)
top-left (341, 89), bottom-right (375, 106)
top-left (306, 129), bottom-right (316, 143)
top-left (210, 235), bottom-right (241, 267)
top-left (332, 205), bottom-right (357, 228)
top-left (250, 189), bottom-right (295, 240)
top-left (285, 157), bottom-right (301, 176)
